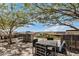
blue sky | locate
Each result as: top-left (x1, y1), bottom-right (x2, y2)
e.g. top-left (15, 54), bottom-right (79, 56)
top-left (15, 23), bottom-right (47, 32)
top-left (15, 21), bottom-right (79, 32)
top-left (14, 4), bottom-right (79, 32)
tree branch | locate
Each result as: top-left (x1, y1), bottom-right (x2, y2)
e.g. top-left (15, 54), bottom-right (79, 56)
top-left (56, 19), bottom-right (79, 30)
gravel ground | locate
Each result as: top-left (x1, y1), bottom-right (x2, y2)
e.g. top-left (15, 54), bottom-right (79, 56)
top-left (0, 38), bottom-right (33, 56)
top-left (0, 38), bottom-right (79, 56)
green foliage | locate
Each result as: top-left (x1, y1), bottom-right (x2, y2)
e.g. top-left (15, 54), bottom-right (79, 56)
top-left (29, 3), bottom-right (79, 30)
top-left (24, 3), bottom-right (31, 8)
top-left (0, 3), bottom-right (31, 34)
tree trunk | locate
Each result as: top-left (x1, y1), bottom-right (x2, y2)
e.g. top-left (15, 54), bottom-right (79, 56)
top-left (8, 30), bottom-right (13, 45)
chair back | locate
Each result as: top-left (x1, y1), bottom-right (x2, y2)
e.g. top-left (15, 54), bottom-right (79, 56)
top-left (33, 39), bottom-right (38, 47)
top-left (59, 40), bottom-right (67, 54)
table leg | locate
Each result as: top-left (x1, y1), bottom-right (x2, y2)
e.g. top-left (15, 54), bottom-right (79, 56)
top-left (45, 46), bottom-right (47, 56)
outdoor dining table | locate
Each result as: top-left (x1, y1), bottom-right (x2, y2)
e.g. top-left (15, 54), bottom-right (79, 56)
top-left (35, 40), bottom-right (60, 56)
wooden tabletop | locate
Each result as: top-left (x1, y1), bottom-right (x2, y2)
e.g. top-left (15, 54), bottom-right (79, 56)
top-left (36, 40), bottom-right (60, 47)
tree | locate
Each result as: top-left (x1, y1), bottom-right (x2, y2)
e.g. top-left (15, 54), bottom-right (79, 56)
top-left (29, 3), bottom-right (79, 30)
top-left (0, 4), bottom-right (31, 44)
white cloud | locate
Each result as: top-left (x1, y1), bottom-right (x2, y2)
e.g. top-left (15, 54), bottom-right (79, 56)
top-left (44, 25), bottom-right (71, 32)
